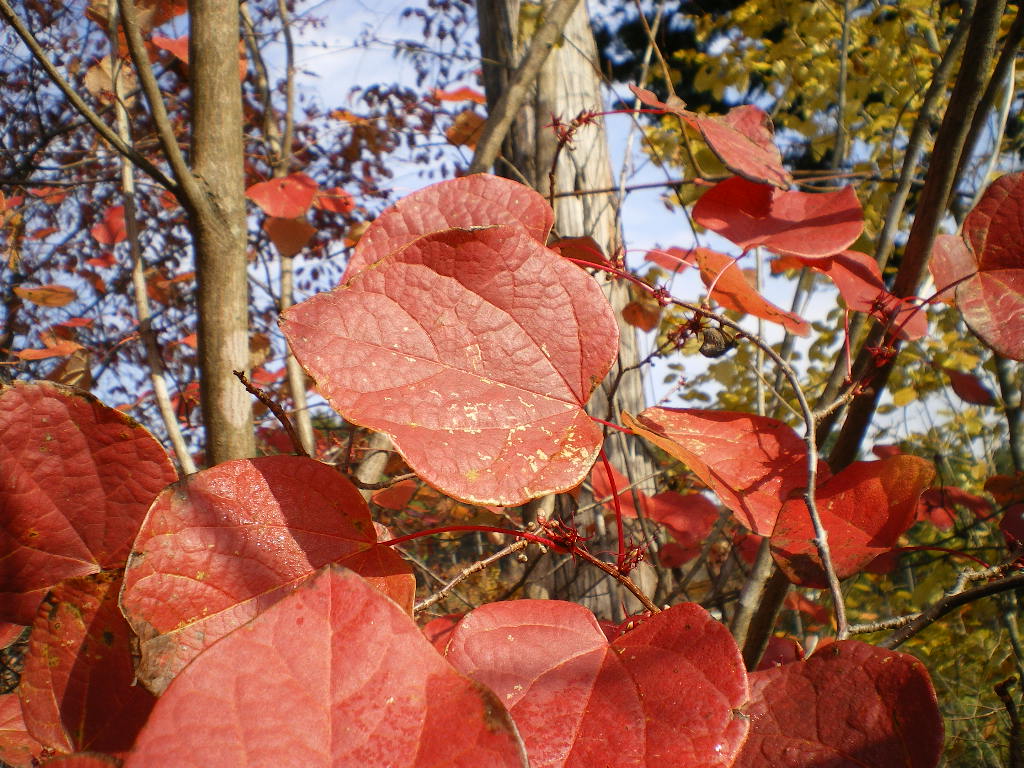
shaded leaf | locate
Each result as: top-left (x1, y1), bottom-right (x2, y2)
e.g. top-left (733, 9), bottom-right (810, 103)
top-left (771, 456), bottom-right (936, 588)
top-left (120, 455), bottom-right (414, 694)
top-left (0, 381), bottom-right (176, 624)
top-left (623, 408), bottom-right (813, 535)
top-left (0, 694), bottom-right (44, 767)
top-left (647, 491), bottom-right (719, 549)
top-left (446, 109), bottom-right (486, 148)
top-left (264, 216), bottom-right (316, 257)
top-left (342, 174), bottom-right (552, 281)
top-left (755, 636), bottom-right (804, 670)
top-left (696, 248), bottom-right (809, 335)
top-left (735, 640), bottom-right (942, 768)
top-left (282, 225), bottom-right (617, 506)
top-left (246, 173), bottom-right (318, 219)
top-left (942, 367), bottom-right (996, 406)
top-left (549, 236), bottom-right (609, 267)
top-left (446, 599), bottom-right (749, 768)
top-left (19, 572), bottom-right (154, 754)
top-left (123, 567), bottom-right (527, 768)
top-left (693, 177), bottom-right (862, 258)
top-left (422, 613), bottom-right (463, 653)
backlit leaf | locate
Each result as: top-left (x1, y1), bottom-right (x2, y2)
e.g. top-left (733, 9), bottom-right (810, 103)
top-left (89, 206), bottom-right (126, 246)
top-left (246, 173), bottom-right (318, 219)
top-left (693, 177), bottom-right (862, 258)
top-left (446, 599), bottom-right (749, 768)
top-left (623, 408), bottom-right (813, 535)
top-left (13, 284), bottom-right (76, 308)
top-left (123, 567), bottom-right (527, 768)
top-left (0, 381), bottom-right (176, 625)
top-left (735, 640), bottom-right (942, 768)
top-left (942, 367), bottom-right (995, 406)
top-left (771, 456), bottom-right (936, 588)
top-left (120, 455), bottom-right (414, 694)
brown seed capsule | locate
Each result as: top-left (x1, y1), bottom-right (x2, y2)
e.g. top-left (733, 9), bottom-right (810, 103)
top-left (699, 326), bottom-right (736, 358)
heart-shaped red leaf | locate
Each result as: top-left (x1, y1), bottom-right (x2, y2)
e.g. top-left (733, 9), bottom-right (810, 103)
top-left (628, 85), bottom-right (791, 188)
top-left (342, 174), bottom-right (553, 281)
top-left (245, 172), bottom-right (319, 219)
top-left (693, 177), bottom-right (863, 258)
top-left (696, 248), bottom-right (810, 335)
top-left (120, 455), bottom-right (414, 694)
top-left (445, 599), bottom-right (749, 768)
top-left (0, 695), bottom-right (44, 767)
top-left (0, 381), bottom-right (177, 625)
top-left (123, 566), bottom-right (527, 768)
top-left (735, 640), bottom-right (942, 768)
top-left (771, 455), bottom-right (936, 588)
top-left (949, 172), bottom-right (1024, 359)
top-left (19, 571), bottom-right (154, 755)
top-left (623, 408), bottom-right (814, 535)
top-left (282, 225), bottom-right (618, 506)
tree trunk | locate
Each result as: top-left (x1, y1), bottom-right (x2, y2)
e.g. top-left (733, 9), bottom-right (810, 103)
top-left (189, 0), bottom-right (256, 464)
top-left (478, 0), bottom-right (657, 618)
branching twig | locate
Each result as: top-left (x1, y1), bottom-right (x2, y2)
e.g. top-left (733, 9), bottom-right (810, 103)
top-left (415, 539), bottom-right (530, 614)
top-left (233, 370), bottom-right (308, 457)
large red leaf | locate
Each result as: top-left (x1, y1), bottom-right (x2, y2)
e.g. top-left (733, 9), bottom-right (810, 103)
top-left (949, 172), bottom-right (1024, 359)
top-left (0, 694), bottom-right (43, 767)
top-left (735, 640), bottom-right (942, 768)
top-left (245, 172), bottom-right (318, 219)
top-left (123, 566), bottom-right (527, 768)
top-left (693, 177), bottom-right (863, 258)
top-left (696, 248), bottom-right (810, 335)
top-left (19, 571), bottom-right (154, 755)
top-left (342, 174), bottom-right (553, 281)
top-left (771, 455), bottom-right (936, 588)
top-left (445, 599), bottom-right (749, 768)
top-left (282, 225), bottom-right (618, 506)
top-left (623, 408), bottom-right (814, 535)
top-left (629, 85), bottom-right (791, 188)
top-left (0, 381), bottom-right (177, 624)
top-left (119, 455), bottom-right (415, 694)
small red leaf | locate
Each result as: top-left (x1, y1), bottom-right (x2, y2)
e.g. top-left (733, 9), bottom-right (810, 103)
top-left (755, 636), bottom-right (804, 670)
top-left (771, 455), bottom-right (936, 588)
top-left (119, 455), bottom-right (414, 694)
top-left (623, 408), bottom-right (813, 535)
top-left (943, 367), bottom-right (996, 405)
top-left (342, 174), bottom-right (553, 281)
top-left (123, 567), bottom-right (527, 768)
top-left (647, 491), bottom-right (719, 548)
top-left (246, 172), bottom-right (318, 218)
top-left (433, 86), bottom-right (487, 104)
top-left (446, 109), bottom-right (486, 148)
top-left (13, 284), bottom-right (76, 308)
top-left (151, 34), bottom-right (188, 63)
top-left (282, 224), bottom-right (617, 506)
top-left (89, 206), bottom-right (126, 245)
top-left (735, 640), bottom-right (942, 768)
top-left (422, 612), bottom-right (463, 653)
top-left (917, 486), bottom-right (991, 530)
top-left (0, 381), bottom-right (176, 625)
top-left (313, 186), bottom-right (355, 214)
top-left (645, 246), bottom-right (696, 272)
top-left (263, 216), bottom-right (316, 257)
top-left (549, 236), bottom-right (609, 267)
top-left (446, 599), bottom-right (749, 768)
top-left (371, 478), bottom-right (418, 511)
top-left (19, 571), bottom-right (154, 754)
top-left (622, 299), bottom-right (661, 331)
top-left (696, 248), bottom-right (810, 335)
top-left (693, 177), bottom-right (863, 258)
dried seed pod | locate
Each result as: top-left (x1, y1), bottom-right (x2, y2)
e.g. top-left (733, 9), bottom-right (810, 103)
top-left (699, 326), bottom-right (736, 358)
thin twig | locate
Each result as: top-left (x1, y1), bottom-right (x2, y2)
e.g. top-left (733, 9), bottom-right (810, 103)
top-left (233, 370), bottom-right (308, 457)
top-left (415, 539), bottom-right (530, 614)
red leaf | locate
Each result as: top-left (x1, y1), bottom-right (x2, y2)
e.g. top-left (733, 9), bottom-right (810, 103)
top-left (422, 612), bottom-right (463, 653)
top-left (282, 225), bottom-right (618, 506)
top-left (89, 206), bottom-right (126, 245)
top-left (693, 177), bottom-right (863, 258)
top-left (0, 694), bottom-right (44, 767)
top-left (735, 640), bottom-right (942, 768)
top-left (445, 109), bottom-right (486, 148)
top-left (756, 636), bottom-right (804, 670)
top-left (263, 216), bottom-right (316, 257)
top-left (372, 478), bottom-right (418, 510)
top-left (342, 174), bottom-right (553, 281)
top-left (657, 541), bottom-right (699, 567)
top-left (19, 572), bottom-right (154, 754)
top-left (943, 367), bottom-right (996, 405)
top-left (784, 251), bottom-right (928, 340)
top-left (628, 85), bottom-right (791, 188)
top-left (35, 755), bottom-right (121, 767)
top-left (783, 592), bottom-right (830, 625)
top-left (0, 381), bottom-right (176, 625)
top-left (622, 299), bottom-right (661, 331)
top-left (1001, 503), bottom-right (1024, 547)
top-left (623, 408), bottom-right (814, 535)
top-left (433, 86), bottom-right (487, 104)
top-left (590, 462), bottom-right (648, 518)
top-left (695, 248), bottom-right (810, 335)
top-left (549, 236), bottom-right (609, 267)
top-left (771, 456), bottom-right (936, 588)
top-left (951, 172), bottom-right (1024, 360)
top-left (445, 600), bottom-right (749, 768)
top-left (119, 455), bottom-right (415, 694)
top-left (245, 172), bottom-right (318, 219)
top-left (928, 234), bottom-right (973, 303)
top-left (123, 567), bottom-right (526, 768)
top-left (313, 186), bottom-right (355, 214)
top-left (647, 491), bottom-right (719, 548)
top-left (644, 246), bottom-right (696, 272)
top-left (151, 34), bottom-right (188, 63)
top-left (917, 486), bottom-right (991, 530)
top-left (13, 284), bottom-right (76, 308)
